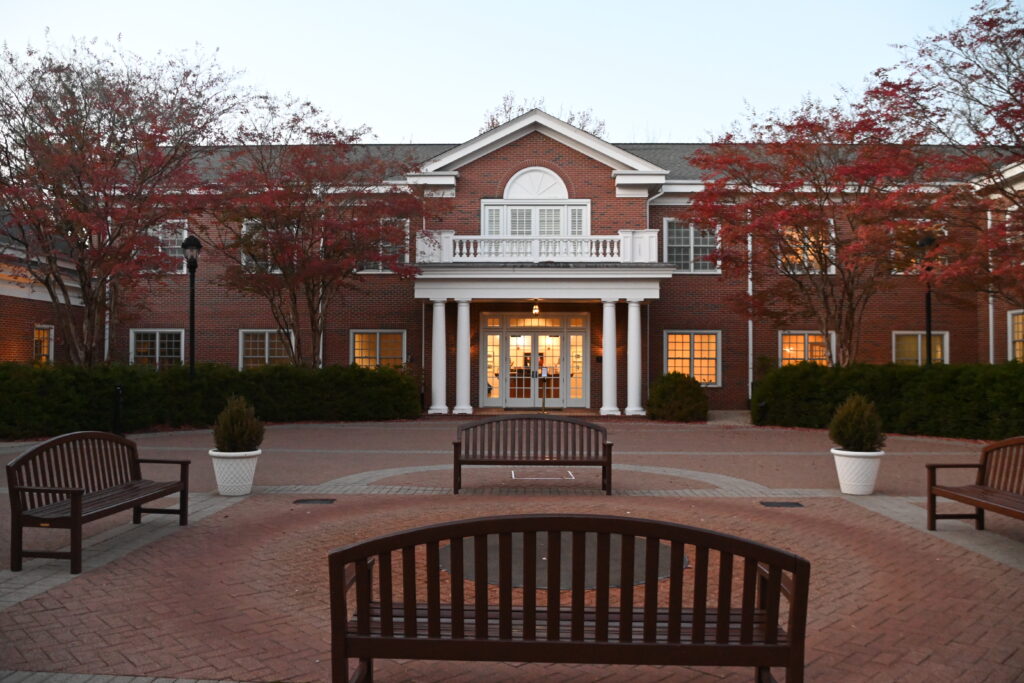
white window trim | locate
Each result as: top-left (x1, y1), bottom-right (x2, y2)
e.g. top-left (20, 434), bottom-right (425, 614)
top-left (891, 330), bottom-right (950, 365)
top-left (357, 219), bottom-right (412, 274)
top-left (349, 329), bottom-right (407, 366)
top-left (238, 329), bottom-right (294, 369)
top-left (479, 199), bottom-right (592, 238)
top-left (33, 324), bottom-right (54, 364)
top-left (778, 330), bottom-right (836, 367)
top-left (1008, 310), bottom-right (1024, 362)
top-left (143, 220), bottom-right (188, 275)
top-left (663, 329), bottom-right (722, 387)
top-left (662, 218), bottom-right (721, 274)
top-left (129, 328), bottom-right (185, 365)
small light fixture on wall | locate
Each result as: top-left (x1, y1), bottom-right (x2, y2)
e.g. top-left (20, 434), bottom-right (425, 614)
top-left (532, 303), bottom-right (540, 316)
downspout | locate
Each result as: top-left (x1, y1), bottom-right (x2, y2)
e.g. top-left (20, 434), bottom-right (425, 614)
top-left (645, 188), bottom-right (665, 407)
top-left (987, 209), bottom-right (995, 364)
top-left (747, 234), bottom-right (754, 402)
top-left (104, 285), bottom-right (111, 362)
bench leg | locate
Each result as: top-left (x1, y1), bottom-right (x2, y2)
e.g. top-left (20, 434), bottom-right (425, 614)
top-left (70, 522), bottom-right (82, 575)
top-left (976, 507), bottom-right (985, 531)
top-left (133, 505), bottom-right (142, 524)
top-left (927, 492), bottom-right (936, 531)
top-left (10, 521), bottom-right (23, 572)
top-left (179, 490), bottom-right (189, 526)
top-left (453, 463), bottom-right (461, 495)
top-left (604, 465), bottom-right (612, 495)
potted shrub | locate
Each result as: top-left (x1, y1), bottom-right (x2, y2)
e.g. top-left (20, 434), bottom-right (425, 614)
top-left (209, 395), bottom-right (265, 496)
top-left (828, 393), bottom-right (886, 495)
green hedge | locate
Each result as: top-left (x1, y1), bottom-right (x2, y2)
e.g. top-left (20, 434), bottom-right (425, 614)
top-left (751, 362), bottom-right (1024, 440)
top-left (0, 362), bottom-right (422, 439)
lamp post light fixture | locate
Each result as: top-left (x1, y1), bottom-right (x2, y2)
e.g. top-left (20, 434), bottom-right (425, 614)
top-left (181, 235), bottom-right (202, 378)
top-left (916, 234), bottom-right (936, 366)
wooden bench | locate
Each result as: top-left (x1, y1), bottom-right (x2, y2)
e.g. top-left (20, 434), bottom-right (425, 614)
top-left (7, 431), bottom-right (190, 574)
top-left (453, 415), bottom-right (612, 495)
top-left (927, 435), bottom-right (1024, 530)
top-left (329, 514), bottom-right (810, 683)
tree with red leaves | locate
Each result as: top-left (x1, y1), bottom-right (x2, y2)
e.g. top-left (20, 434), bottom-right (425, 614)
top-left (0, 40), bottom-right (238, 365)
top-left (208, 96), bottom-right (435, 367)
top-left (871, 0), bottom-right (1024, 306)
top-left (687, 97), bottom-right (975, 366)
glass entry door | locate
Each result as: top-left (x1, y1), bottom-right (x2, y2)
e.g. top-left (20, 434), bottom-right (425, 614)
top-left (506, 333), bottom-right (563, 408)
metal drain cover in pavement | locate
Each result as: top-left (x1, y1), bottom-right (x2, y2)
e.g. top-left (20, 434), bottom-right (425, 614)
top-left (293, 498), bottom-right (336, 504)
top-left (760, 501), bottom-right (804, 508)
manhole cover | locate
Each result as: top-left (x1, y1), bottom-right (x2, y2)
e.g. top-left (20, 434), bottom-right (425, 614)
top-left (293, 498), bottom-right (336, 505)
top-left (760, 501), bottom-right (804, 508)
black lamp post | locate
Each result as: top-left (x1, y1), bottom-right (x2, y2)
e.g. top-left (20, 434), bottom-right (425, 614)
top-left (916, 235), bottom-right (936, 366)
top-left (181, 235), bottom-right (202, 378)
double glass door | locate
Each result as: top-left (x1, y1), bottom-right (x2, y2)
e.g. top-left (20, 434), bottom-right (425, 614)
top-left (507, 334), bottom-right (562, 408)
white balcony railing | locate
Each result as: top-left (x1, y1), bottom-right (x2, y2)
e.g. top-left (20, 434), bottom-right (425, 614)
top-left (417, 229), bottom-right (660, 264)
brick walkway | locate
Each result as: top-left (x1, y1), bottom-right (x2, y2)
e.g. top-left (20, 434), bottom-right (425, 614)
top-left (1, 418), bottom-right (1022, 682)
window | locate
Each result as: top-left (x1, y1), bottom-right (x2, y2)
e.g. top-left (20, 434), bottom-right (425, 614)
top-left (890, 224), bottom-right (948, 275)
top-left (480, 200), bottom-right (591, 238)
top-left (150, 220), bottom-right (188, 274)
top-left (778, 224), bottom-right (835, 275)
top-left (239, 330), bottom-right (292, 369)
top-left (130, 329), bottom-right (184, 369)
top-left (351, 330), bottom-right (405, 367)
top-left (358, 219), bottom-right (410, 272)
top-left (780, 331), bottom-right (832, 366)
top-left (240, 220), bottom-right (283, 273)
top-left (33, 325), bottom-right (53, 364)
top-left (664, 331), bottom-right (721, 386)
top-left (893, 331), bottom-right (948, 365)
top-left (664, 220), bottom-right (719, 272)
top-left (1009, 310), bottom-right (1024, 362)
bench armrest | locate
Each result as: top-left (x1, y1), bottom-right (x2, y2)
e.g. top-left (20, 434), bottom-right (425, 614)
top-left (926, 462), bottom-right (981, 489)
top-left (10, 486), bottom-right (83, 515)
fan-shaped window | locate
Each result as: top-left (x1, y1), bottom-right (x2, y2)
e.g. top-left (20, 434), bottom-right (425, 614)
top-left (503, 167), bottom-right (568, 200)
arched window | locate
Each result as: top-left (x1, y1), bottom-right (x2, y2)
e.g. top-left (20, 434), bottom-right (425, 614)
top-left (482, 167), bottom-right (589, 237)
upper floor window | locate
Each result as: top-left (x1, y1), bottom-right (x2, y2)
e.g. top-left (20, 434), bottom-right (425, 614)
top-left (358, 219), bottom-right (410, 273)
top-left (239, 329), bottom-right (292, 369)
top-left (33, 325), bottom-right (53, 364)
top-left (241, 220), bottom-right (285, 274)
top-left (481, 166), bottom-right (589, 238)
top-left (131, 329), bottom-right (183, 369)
top-left (665, 331), bottom-right (721, 386)
top-left (778, 224), bottom-right (835, 275)
top-left (148, 220), bottom-right (188, 274)
top-left (664, 220), bottom-right (719, 272)
top-left (780, 331), bottom-right (833, 366)
top-left (1010, 310), bottom-right (1024, 362)
top-left (893, 331), bottom-right (948, 365)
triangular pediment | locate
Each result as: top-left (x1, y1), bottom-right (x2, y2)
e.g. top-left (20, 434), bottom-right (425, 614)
top-left (421, 109), bottom-right (667, 174)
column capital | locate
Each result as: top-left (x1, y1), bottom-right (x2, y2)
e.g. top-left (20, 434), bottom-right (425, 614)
top-left (455, 298), bottom-right (472, 305)
top-left (626, 298), bottom-right (643, 304)
top-left (431, 298), bottom-right (447, 305)
top-left (601, 298), bottom-right (619, 305)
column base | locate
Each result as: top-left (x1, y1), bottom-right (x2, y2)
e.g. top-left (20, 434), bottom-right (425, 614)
top-left (452, 405), bottom-right (474, 415)
top-left (625, 407), bottom-right (646, 416)
top-left (599, 407), bottom-right (621, 416)
top-left (428, 406), bottom-right (449, 415)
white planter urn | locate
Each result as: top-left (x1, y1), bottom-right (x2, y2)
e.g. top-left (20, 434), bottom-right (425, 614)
top-left (209, 449), bottom-right (261, 496)
top-left (830, 448), bottom-right (884, 495)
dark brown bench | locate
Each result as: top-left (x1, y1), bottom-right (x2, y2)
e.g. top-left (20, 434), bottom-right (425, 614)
top-left (453, 414), bottom-right (612, 494)
top-left (927, 436), bottom-right (1024, 530)
top-left (329, 514), bottom-right (810, 683)
top-left (7, 430), bottom-right (190, 574)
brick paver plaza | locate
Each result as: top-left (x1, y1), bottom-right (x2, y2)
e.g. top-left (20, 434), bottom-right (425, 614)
top-left (1, 415), bottom-right (1022, 682)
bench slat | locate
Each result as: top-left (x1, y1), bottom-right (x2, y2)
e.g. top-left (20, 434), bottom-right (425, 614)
top-left (22, 480), bottom-right (182, 522)
top-left (932, 485), bottom-right (1024, 520)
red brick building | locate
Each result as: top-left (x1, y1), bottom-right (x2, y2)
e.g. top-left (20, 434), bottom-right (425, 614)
top-left (4, 111), bottom-right (1023, 411)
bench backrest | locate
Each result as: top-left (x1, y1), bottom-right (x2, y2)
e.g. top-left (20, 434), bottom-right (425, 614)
top-left (456, 415), bottom-right (609, 461)
top-left (329, 514), bottom-right (809, 650)
top-left (6, 431), bottom-right (141, 509)
top-left (980, 436), bottom-right (1024, 494)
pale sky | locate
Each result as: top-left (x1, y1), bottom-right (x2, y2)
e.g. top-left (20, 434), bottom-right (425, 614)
top-left (3, 0), bottom-right (981, 144)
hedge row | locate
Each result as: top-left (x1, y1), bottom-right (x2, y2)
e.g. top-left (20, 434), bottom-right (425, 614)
top-left (751, 362), bottom-right (1024, 440)
top-left (0, 362), bottom-right (422, 439)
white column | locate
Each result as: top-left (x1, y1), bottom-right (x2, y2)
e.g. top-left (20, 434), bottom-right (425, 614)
top-left (428, 299), bottom-right (448, 414)
top-left (453, 299), bottom-right (473, 415)
top-left (625, 299), bottom-right (644, 416)
top-left (600, 299), bottom-right (620, 416)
